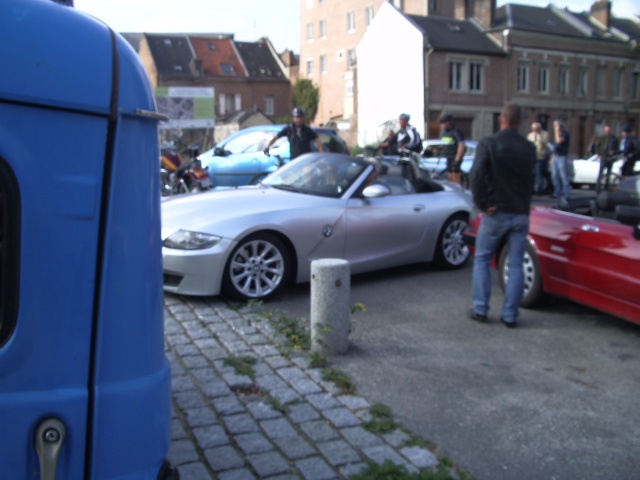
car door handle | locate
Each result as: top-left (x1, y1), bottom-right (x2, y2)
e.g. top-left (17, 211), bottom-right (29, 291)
top-left (413, 204), bottom-right (425, 212)
top-left (35, 418), bottom-right (66, 480)
top-left (581, 224), bottom-right (600, 232)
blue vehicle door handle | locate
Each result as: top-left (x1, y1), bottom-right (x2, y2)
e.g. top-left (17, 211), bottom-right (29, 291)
top-left (35, 418), bottom-right (66, 480)
top-left (413, 204), bottom-right (426, 212)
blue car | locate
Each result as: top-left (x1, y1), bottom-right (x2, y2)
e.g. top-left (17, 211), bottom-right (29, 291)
top-left (199, 125), bottom-right (350, 187)
top-left (1, 1), bottom-right (174, 478)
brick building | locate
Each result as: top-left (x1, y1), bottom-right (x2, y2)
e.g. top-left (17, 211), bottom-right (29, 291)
top-left (302, 0), bottom-right (640, 156)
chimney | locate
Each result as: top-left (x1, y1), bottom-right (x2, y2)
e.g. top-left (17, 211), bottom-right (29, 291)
top-left (590, 0), bottom-right (611, 29)
top-left (454, 0), bottom-right (469, 20)
top-left (472, 0), bottom-right (496, 29)
top-left (454, 0), bottom-right (496, 28)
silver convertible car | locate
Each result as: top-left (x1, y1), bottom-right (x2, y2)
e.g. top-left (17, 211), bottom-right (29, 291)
top-left (161, 153), bottom-right (474, 301)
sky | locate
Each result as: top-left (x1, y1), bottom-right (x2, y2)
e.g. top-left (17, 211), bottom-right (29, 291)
top-left (73, 0), bottom-right (638, 53)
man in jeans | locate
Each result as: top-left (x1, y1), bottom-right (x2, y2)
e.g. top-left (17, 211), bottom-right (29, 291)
top-left (469, 103), bottom-right (536, 328)
top-left (551, 119), bottom-right (571, 199)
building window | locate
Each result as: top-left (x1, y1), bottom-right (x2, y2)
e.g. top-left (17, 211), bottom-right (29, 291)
top-left (517, 63), bottom-right (529, 92)
top-left (265, 96), bottom-right (274, 116)
top-left (319, 19), bottom-right (327, 38)
top-left (469, 62), bottom-right (483, 92)
top-left (450, 61), bottom-right (463, 91)
top-left (306, 23), bottom-right (314, 41)
top-left (447, 56), bottom-right (487, 93)
top-left (347, 11), bottom-right (355, 31)
top-left (345, 77), bottom-right (354, 97)
top-left (559, 67), bottom-right (569, 95)
top-left (538, 65), bottom-right (549, 94)
top-left (320, 55), bottom-right (328, 74)
top-left (306, 58), bottom-right (314, 77)
top-left (578, 68), bottom-right (588, 97)
top-left (347, 49), bottom-right (356, 69)
top-left (632, 70), bottom-right (640, 100)
top-left (0, 158), bottom-right (19, 347)
top-left (365, 6), bottom-right (374, 26)
top-left (220, 63), bottom-right (235, 75)
top-left (596, 66), bottom-right (606, 98)
top-left (614, 67), bottom-right (624, 98)
top-left (219, 95), bottom-right (226, 115)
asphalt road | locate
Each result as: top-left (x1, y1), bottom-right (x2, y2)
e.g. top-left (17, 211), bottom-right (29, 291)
top-left (261, 260), bottom-right (640, 480)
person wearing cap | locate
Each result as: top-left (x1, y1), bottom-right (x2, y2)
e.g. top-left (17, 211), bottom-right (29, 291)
top-left (439, 113), bottom-right (466, 185)
top-left (620, 125), bottom-right (639, 179)
top-left (379, 113), bottom-right (422, 154)
top-left (264, 107), bottom-right (323, 160)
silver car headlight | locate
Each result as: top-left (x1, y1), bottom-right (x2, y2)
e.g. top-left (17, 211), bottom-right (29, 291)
top-left (163, 230), bottom-right (221, 250)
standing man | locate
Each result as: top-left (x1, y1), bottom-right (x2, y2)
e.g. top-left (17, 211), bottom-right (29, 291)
top-left (379, 113), bottom-right (422, 154)
top-left (551, 119), bottom-right (571, 199)
top-left (620, 125), bottom-right (639, 180)
top-left (527, 122), bottom-right (550, 195)
top-left (595, 125), bottom-right (620, 192)
top-left (439, 113), bottom-right (466, 185)
top-left (264, 107), bottom-right (323, 160)
top-left (469, 103), bottom-right (536, 328)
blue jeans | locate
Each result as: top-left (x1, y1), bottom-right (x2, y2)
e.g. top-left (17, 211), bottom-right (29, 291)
top-left (472, 212), bottom-right (530, 322)
top-left (552, 154), bottom-right (570, 198)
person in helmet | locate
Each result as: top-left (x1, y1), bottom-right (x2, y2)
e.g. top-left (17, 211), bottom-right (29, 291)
top-left (379, 113), bottom-right (422, 155)
top-left (439, 112), bottom-right (466, 185)
top-left (264, 107), bottom-right (324, 160)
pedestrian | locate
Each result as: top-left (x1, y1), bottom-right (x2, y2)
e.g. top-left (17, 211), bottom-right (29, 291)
top-left (594, 125), bottom-right (620, 192)
top-left (379, 113), bottom-right (422, 154)
top-left (264, 107), bottom-right (324, 160)
top-left (619, 125), bottom-right (638, 180)
top-left (438, 113), bottom-right (466, 185)
top-left (551, 119), bottom-right (571, 199)
top-left (527, 122), bottom-right (550, 194)
top-left (468, 103), bottom-right (536, 328)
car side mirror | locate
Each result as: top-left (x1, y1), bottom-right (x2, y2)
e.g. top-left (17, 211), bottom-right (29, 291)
top-left (423, 149), bottom-right (434, 158)
top-left (362, 184), bottom-right (391, 198)
top-left (614, 205), bottom-right (640, 240)
top-left (213, 147), bottom-right (226, 156)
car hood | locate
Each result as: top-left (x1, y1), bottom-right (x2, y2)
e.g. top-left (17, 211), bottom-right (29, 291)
top-left (161, 186), bottom-right (340, 238)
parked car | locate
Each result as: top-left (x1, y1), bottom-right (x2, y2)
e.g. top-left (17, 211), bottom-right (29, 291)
top-left (1, 0), bottom-right (175, 478)
top-left (162, 152), bottom-right (473, 301)
top-left (420, 139), bottom-right (478, 188)
top-left (597, 174), bottom-right (640, 211)
top-left (198, 125), bottom-right (350, 188)
top-left (571, 154), bottom-right (624, 189)
top-left (464, 201), bottom-right (640, 325)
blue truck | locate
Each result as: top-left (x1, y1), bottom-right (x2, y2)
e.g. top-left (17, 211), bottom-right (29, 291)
top-left (0, 0), bottom-right (176, 478)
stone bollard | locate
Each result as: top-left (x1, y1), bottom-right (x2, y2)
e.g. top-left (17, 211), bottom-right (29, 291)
top-left (310, 258), bottom-right (351, 355)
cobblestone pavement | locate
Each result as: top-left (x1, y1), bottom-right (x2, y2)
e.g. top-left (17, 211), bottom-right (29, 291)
top-left (164, 293), bottom-right (447, 479)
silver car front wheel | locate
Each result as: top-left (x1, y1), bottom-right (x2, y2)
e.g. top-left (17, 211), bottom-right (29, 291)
top-left (434, 214), bottom-right (470, 269)
top-left (222, 233), bottom-right (291, 301)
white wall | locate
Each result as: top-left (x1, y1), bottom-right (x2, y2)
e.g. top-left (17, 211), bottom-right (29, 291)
top-left (357, 2), bottom-right (425, 147)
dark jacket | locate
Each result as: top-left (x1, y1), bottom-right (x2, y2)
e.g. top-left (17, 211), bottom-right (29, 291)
top-left (277, 124), bottom-right (318, 159)
top-left (470, 128), bottom-right (536, 215)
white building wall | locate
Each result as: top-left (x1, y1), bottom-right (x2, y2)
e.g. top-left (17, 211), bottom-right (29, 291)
top-left (357, 2), bottom-right (425, 147)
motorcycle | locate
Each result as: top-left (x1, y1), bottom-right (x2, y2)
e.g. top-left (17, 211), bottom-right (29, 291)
top-left (160, 143), bottom-right (213, 196)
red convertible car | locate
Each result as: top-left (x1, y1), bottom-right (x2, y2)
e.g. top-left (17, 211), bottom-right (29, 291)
top-left (465, 202), bottom-right (640, 325)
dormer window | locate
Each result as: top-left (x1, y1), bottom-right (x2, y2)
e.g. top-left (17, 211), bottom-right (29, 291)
top-left (164, 39), bottom-right (172, 46)
top-left (221, 63), bottom-right (236, 75)
top-left (173, 65), bottom-right (183, 72)
top-left (208, 43), bottom-right (216, 51)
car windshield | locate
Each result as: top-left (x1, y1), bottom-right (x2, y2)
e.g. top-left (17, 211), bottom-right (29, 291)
top-left (221, 130), bottom-right (275, 154)
top-left (263, 154), bottom-right (366, 198)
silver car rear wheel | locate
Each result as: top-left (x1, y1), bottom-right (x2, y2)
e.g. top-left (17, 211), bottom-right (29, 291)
top-left (222, 233), bottom-right (291, 301)
top-left (435, 214), bottom-right (470, 269)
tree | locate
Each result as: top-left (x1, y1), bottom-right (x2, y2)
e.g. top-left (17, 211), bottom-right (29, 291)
top-left (292, 79), bottom-right (320, 124)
